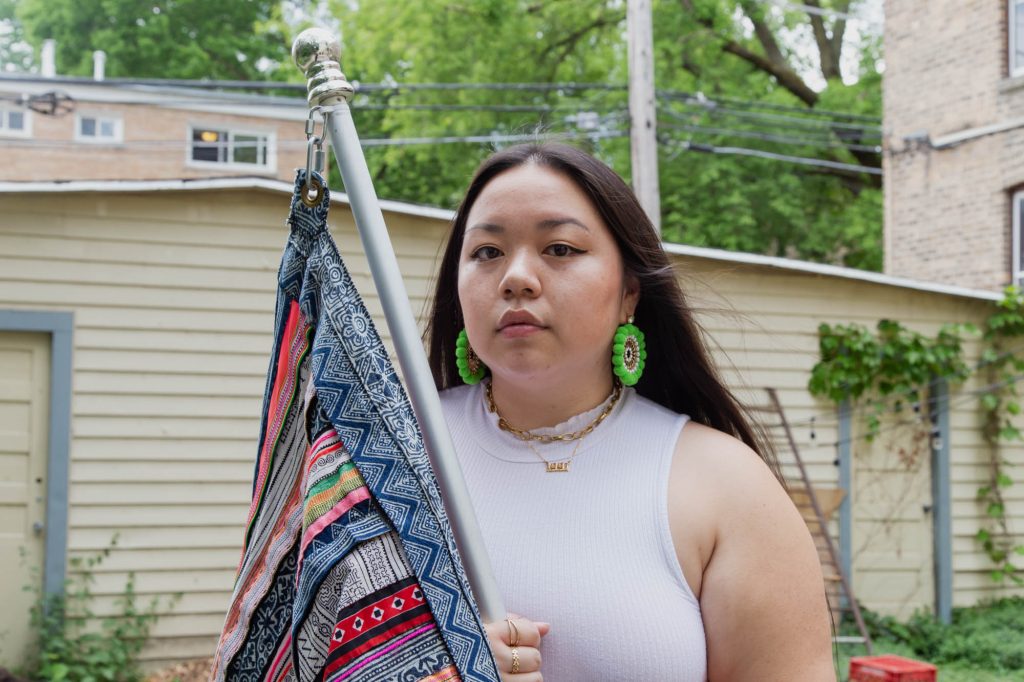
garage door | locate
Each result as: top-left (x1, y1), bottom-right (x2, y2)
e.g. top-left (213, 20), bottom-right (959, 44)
top-left (0, 332), bottom-right (50, 668)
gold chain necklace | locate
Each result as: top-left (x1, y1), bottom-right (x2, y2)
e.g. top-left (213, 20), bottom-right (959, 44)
top-left (484, 380), bottom-right (622, 472)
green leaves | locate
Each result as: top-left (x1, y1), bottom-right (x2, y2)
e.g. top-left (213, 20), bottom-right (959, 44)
top-left (808, 319), bottom-right (974, 440)
top-left (15, 0), bottom-right (289, 80)
top-left (22, 537), bottom-right (178, 682)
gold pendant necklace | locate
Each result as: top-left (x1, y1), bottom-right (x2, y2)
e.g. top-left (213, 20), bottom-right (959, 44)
top-left (525, 439), bottom-right (585, 473)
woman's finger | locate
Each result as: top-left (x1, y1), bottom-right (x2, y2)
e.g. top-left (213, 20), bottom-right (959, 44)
top-left (485, 615), bottom-right (547, 648)
top-left (496, 645), bottom-right (542, 674)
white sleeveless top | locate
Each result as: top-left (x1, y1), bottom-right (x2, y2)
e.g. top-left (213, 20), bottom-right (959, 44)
top-left (440, 383), bottom-right (708, 681)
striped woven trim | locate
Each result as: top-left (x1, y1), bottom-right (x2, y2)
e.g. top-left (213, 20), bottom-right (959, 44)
top-left (323, 576), bottom-right (436, 678)
top-left (240, 300), bottom-right (310, 558)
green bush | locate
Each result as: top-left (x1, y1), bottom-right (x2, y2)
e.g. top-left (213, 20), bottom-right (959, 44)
top-left (20, 541), bottom-right (179, 682)
top-left (853, 598), bottom-right (1024, 671)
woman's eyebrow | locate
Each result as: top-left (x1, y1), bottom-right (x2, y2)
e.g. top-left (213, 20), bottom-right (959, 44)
top-left (466, 218), bottom-right (589, 233)
top-left (466, 222), bottom-right (504, 234)
top-left (537, 217), bottom-right (590, 232)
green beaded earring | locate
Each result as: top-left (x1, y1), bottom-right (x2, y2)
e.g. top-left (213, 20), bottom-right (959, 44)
top-left (455, 328), bottom-right (487, 384)
top-left (611, 316), bottom-right (646, 386)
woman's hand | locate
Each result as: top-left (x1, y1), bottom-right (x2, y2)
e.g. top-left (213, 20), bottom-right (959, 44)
top-left (484, 613), bottom-right (550, 681)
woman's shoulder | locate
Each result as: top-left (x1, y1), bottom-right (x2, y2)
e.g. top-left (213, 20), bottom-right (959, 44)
top-left (672, 421), bottom-right (784, 512)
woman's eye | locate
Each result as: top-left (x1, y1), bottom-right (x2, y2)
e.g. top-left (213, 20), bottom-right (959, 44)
top-left (545, 243), bottom-right (584, 257)
top-left (471, 245), bottom-right (502, 261)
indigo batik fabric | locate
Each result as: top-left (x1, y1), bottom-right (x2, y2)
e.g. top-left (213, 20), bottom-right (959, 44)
top-left (213, 170), bottom-right (499, 682)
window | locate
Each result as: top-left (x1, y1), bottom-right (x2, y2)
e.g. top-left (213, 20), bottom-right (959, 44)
top-left (189, 126), bottom-right (273, 169)
top-left (75, 113), bottom-right (122, 143)
top-left (0, 108), bottom-right (31, 137)
top-left (1016, 190), bottom-right (1024, 285)
top-left (1013, 0), bottom-right (1024, 77)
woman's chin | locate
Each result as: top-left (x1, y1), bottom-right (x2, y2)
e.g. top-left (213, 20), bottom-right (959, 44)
top-left (486, 363), bottom-right (562, 387)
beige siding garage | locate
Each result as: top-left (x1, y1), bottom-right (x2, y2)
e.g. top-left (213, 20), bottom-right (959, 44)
top-left (0, 178), bottom-right (1018, 667)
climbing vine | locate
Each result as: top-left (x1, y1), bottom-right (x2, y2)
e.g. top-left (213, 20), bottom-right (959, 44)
top-left (809, 319), bottom-right (973, 438)
top-left (978, 287), bottom-right (1024, 584)
top-left (809, 300), bottom-right (1024, 584)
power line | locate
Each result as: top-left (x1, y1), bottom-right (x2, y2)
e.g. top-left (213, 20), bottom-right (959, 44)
top-left (357, 82), bottom-right (627, 93)
top-left (0, 73), bottom-right (628, 94)
top-left (658, 89), bottom-right (879, 124)
top-left (360, 129), bottom-right (627, 147)
top-left (661, 135), bottom-right (883, 175)
top-left (663, 97), bottom-right (881, 136)
top-left (659, 118), bottom-right (882, 153)
top-left (353, 103), bottom-right (625, 115)
top-left (0, 75), bottom-right (878, 123)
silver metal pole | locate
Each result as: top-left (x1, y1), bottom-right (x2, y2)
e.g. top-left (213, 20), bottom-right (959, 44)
top-left (291, 28), bottom-right (505, 623)
top-left (627, 0), bottom-right (661, 232)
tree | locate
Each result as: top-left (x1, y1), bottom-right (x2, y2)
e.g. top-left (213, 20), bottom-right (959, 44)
top-left (0, 0), bottom-right (34, 72)
top-left (2, 0), bottom-right (884, 269)
top-left (328, 0), bottom-right (883, 269)
top-left (326, 0), bottom-right (631, 210)
top-left (653, 0), bottom-right (882, 268)
top-left (14, 0), bottom-right (290, 80)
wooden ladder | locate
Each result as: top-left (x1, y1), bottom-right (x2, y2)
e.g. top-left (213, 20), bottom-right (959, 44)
top-left (747, 388), bottom-right (872, 654)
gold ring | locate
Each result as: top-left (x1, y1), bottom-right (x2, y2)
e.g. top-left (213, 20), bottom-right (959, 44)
top-left (511, 646), bottom-right (520, 674)
top-left (506, 617), bottom-right (520, 647)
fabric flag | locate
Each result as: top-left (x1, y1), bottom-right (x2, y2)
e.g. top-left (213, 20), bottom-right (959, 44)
top-left (212, 170), bottom-right (500, 682)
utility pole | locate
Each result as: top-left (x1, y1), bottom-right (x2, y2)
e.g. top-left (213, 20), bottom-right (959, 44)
top-left (627, 0), bottom-right (661, 232)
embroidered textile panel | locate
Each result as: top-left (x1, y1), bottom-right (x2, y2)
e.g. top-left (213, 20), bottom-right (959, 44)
top-left (213, 171), bottom-right (499, 682)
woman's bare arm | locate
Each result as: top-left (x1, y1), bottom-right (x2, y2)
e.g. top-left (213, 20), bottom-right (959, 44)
top-left (670, 422), bottom-right (836, 681)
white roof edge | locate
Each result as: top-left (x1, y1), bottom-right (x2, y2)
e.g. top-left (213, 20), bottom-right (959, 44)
top-left (0, 177), bottom-right (457, 222)
top-left (662, 242), bottom-right (1001, 302)
top-left (0, 178), bottom-right (1002, 301)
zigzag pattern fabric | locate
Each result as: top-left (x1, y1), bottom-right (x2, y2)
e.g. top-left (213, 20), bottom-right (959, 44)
top-left (213, 171), bottom-right (500, 682)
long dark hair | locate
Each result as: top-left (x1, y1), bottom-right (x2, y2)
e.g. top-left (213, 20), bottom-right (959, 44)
top-left (426, 142), bottom-right (776, 468)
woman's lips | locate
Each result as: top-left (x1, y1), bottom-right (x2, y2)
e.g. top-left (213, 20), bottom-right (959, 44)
top-left (499, 323), bottom-right (544, 338)
top-left (497, 310), bottom-right (545, 338)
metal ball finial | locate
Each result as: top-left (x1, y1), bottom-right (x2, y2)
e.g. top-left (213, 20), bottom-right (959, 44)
top-left (291, 28), bottom-right (340, 73)
top-left (291, 27), bottom-right (353, 106)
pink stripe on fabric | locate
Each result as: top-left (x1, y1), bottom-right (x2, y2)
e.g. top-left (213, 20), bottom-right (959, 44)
top-left (310, 428), bottom-right (339, 455)
top-left (299, 486), bottom-right (372, 564)
top-left (266, 632), bottom-right (292, 678)
top-left (335, 623), bottom-right (436, 681)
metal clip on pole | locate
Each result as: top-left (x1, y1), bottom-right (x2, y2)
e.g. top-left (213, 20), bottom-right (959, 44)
top-left (302, 108), bottom-right (326, 207)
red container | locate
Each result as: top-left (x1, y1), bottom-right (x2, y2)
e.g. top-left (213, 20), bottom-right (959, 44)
top-left (849, 655), bottom-right (937, 682)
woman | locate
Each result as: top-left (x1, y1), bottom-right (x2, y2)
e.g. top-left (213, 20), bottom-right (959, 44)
top-left (427, 143), bottom-right (834, 681)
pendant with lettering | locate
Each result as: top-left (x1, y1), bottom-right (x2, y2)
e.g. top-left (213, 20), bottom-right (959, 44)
top-left (546, 461), bottom-right (570, 473)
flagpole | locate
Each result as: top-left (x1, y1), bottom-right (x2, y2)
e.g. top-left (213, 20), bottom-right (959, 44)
top-left (292, 28), bottom-right (505, 624)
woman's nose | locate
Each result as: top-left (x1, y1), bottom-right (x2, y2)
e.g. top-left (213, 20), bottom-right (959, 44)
top-left (500, 250), bottom-right (541, 298)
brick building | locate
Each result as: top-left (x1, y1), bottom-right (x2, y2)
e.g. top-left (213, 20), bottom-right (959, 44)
top-left (884, 0), bottom-right (1024, 292)
top-left (0, 71), bottom-right (310, 184)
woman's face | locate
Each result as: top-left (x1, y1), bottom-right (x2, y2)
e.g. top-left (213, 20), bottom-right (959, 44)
top-left (457, 163), bottom-right (638, 387)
